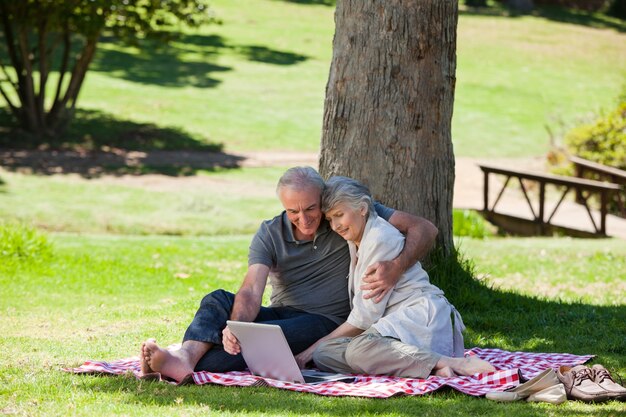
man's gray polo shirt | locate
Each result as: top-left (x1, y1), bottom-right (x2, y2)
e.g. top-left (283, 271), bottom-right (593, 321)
top-left (248, 203), bottom-right (394, 325)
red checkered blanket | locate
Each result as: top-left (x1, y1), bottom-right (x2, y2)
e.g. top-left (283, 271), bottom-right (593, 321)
top-left (66, 347), bottom-right (593, 398)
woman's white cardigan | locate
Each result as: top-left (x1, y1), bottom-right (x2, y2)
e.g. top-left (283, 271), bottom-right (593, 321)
top-left (345, 215), bottom-right (466, 357)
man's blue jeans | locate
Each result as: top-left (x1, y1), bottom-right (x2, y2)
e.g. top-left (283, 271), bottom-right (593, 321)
top-left (183, 289), bottom-right (339, 372)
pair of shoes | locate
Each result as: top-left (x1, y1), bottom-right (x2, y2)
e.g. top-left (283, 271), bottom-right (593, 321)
top-left (557, 364), bottom-right (626, 402)
top-left (592, 364), bottom-right (626, 401)
top-left (485, 368), bottom-right (566, 404)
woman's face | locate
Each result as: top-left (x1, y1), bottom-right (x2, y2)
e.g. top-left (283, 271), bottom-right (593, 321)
top-left (325, 202), bottom-right (367, 245)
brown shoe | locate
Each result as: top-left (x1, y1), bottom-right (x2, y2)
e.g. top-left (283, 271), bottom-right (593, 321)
top-left (557, 365), bottom-right (610, 402)
top-left (592, 365), bottom-right (626, 401)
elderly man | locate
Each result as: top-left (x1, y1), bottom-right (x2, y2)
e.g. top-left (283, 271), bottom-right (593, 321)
top-left (140, 166), bottom-right (437, 382)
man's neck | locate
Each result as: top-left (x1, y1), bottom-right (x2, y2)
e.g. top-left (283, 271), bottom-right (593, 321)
top-left (293, 226), bottom-right (315, 241)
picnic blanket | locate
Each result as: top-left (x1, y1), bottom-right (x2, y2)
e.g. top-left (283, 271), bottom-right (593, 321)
top-left (65, 347), bottom-right (593, 398)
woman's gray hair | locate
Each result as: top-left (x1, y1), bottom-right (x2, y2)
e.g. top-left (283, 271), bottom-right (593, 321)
top-left (276, 166), bottom-right (325, 195)
top-left (322, 176), bottom-right (376, 217)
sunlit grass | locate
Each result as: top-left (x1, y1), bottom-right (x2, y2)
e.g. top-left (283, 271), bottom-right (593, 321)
top-left (2, 0), bottom-right (620, 157)
top-left (1, 232), bottom-right (624, 416)
top-left (456, 236), bottom-right (626, 306)
top-left (0, 167), bottom-right (282, 235)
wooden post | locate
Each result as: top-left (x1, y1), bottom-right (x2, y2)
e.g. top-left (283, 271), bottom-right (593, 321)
top-left (539, 181), bottom-right (546, 234)
top-left (600, 190), bottom-right (608, 235)
top-left (483, 171), bottom-right (489, 212)
top-left (575, 164), bottom-right (584, 204)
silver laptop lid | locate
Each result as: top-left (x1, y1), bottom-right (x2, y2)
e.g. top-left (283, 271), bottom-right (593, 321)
top-left (226, 321), bottom-right (305, 383)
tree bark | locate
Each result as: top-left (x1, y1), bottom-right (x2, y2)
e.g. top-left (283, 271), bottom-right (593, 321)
top-left (319, 0), bottom-right (458, 253)
top-left (17, 25), bottom-right (39, 133)
top-left (46, 35), bottom-right (98, 133)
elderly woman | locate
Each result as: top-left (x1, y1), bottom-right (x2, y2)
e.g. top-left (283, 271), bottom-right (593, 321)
top-left (294, 176), bottom-right (494, 378)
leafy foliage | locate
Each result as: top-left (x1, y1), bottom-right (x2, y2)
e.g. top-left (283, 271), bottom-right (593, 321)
top-left (608, 0), bottom-right (626, 19)
top-left (0, 0), bottom-right (216, 140)
top-left (452, 209), bottom-right (495, 239)
top-left (0, 221), bottom-right (52, 261)
top-left (564, 100), bottom-right (626, 170)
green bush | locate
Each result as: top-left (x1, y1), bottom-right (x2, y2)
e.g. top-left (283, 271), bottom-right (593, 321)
top-left (0, 222), bottom-right (53, 261)
top-left (564, 101), bottom-right (626, 170)
top-left (453, 209), bottom-right (495, 239)
top-left (608, 0), bottom-right (626, 19)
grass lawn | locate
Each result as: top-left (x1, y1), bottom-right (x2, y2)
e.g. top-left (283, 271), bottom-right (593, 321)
top-left (1, 1), bottom-right (626, 415)
top-left (0, 167), bottom-right (283, 235)
top-left (1, 231), bottom-right (625, 416)
top-left (454, 9), bottom-right (626, 157)
top-left (2, 0), bottom-right (624, 158)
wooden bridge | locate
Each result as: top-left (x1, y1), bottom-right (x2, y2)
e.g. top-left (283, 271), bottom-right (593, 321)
top-left (478, 160), bottom-right (626, 238)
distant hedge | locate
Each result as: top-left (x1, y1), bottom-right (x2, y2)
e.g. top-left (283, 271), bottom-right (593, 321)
top-left (534, 0), bottom-right (607, 11)
top-left (608, 0), bottom-right (626, 18)
top-left (485, 0), bottom-right (625, 14)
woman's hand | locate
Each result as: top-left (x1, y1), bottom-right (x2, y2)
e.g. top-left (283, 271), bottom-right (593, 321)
top-left (222, 326), bottom-right (241, 355)
top-left (295, 345), bottom-right (317, 369)
top-left (295, 323), bottom-right (364, 369)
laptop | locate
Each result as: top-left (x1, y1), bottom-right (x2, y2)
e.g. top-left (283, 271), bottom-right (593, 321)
top-left (226, 320), bottom-right (355, 384)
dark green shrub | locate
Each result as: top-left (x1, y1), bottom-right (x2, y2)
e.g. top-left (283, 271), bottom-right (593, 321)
top-left (607, 0), bottom-right (626, 19)
top-left (534, 0), bottom-right (607, 11)
top-left (465, 0), bottom-right (489, 6)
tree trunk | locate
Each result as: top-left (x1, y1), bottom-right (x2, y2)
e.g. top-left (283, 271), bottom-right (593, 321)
top-left (319, 0), bottom-right (458, 254)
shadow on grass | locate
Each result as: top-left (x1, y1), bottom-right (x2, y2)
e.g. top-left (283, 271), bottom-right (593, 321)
top-left (65, 250), bottom-right (624, 414)
top-left (235, 45), bottom-right (308, 65)
top-left (91, 33), bottom-right (309, 87)
top-left (460, 4), bottom-right (626, 32)
top-left (428, 251), bottom-right (626, 363)
top-left (76, 376), bottom-right (506, 415)
top-left (0, 108), bottom-right (245, 178)
top-left (92, 34), bottom-right (228, 88)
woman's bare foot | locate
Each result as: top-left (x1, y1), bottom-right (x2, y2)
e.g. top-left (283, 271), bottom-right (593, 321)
top-left (434, 366), bottom-right (457, 378)
top-left (140, 339), bottom-right (195, 382)
top-left (452, 356), bottom-right (496, 376)
top-left (435, 355), bottom-right (496, 376)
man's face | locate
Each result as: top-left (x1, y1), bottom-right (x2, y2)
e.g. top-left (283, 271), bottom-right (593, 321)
top-left (278, 186), bottom-right (323, 239)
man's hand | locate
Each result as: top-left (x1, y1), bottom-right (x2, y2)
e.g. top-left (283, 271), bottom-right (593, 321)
top-left (360, 259), bottom-right (403, 303)
top-left (222, 326), bottom-right (241, 355)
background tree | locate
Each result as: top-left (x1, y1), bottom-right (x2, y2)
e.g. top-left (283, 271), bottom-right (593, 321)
top-left (319, 0), bottom-right (458, 253)
top-left (0, 0), bottom-right (215, 140)
top-left (506, 0), bottom-right (535, 12)
top-left (465, 0), bottom-right (488, 7)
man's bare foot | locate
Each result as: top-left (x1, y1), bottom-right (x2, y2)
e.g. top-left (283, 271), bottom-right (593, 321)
top-left (140, 339), bottom-right (195, 382)
top-left (434, 366), bottom-right (457, 378)
top-left (140, 338), bottom-right (157, 375)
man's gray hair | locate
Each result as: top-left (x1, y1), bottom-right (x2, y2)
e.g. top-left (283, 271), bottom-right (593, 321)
top-left (276, 166), bottom-right (325, 195)
top-left (322, 176), bottom-right (376, 217)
